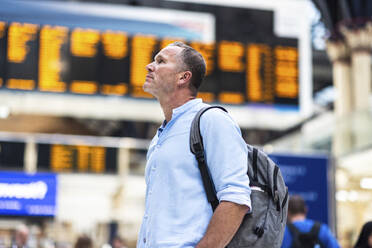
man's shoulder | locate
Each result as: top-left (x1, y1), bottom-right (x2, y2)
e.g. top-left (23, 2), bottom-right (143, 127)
top-left (306, 219), bottom-right (329, 230)
top-left (196, 105), bottom-right (242, 139)
top-left (197, 104), bottom-right (232, 122)
top-left (294, 219), bottom-right (331, 234)
top-left (291, 219), bottom-right (317, 231)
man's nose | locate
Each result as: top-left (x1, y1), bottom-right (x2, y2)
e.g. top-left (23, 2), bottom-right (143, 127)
top-left (146, 62), bottom-right (154, 72)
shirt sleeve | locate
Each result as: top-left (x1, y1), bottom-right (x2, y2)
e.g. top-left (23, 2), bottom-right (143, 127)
top-left (319, 224), bottom-right (340, 248)
top-left (280, 227), bottom-right (292, 248)
top-left (200, 108), bottom-right (251, 210)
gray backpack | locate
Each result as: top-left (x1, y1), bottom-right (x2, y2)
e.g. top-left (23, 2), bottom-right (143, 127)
top-left (190, 106), bottom-right (289, 248)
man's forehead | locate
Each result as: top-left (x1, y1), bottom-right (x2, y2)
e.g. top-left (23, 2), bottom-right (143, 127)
top-left (157, 45), bottom-right (183, 58)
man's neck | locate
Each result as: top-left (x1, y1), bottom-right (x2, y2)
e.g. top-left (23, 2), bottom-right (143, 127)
top-left (159, 92), bottom-right (196, 122)
top-left (290, 214), bottom-right (306, 223)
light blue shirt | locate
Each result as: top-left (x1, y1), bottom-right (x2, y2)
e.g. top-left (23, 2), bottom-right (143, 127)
top-left (281, 219), bottom-right (340, 248)
top-left (137, 99), bottom-right (251, 248)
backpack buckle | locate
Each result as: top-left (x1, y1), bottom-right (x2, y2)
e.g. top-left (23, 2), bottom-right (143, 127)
top-left (254, 226), bottom-right (265, 238)
top-left (195, 152), bottom-right (205, 163)
top-left (193, 143), bottom-right (205, 163)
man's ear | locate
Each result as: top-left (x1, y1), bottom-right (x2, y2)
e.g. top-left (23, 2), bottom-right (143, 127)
top-left (178, 71), bottom-right (192, 86)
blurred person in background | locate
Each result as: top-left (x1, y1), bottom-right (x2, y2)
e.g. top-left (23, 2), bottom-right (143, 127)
top-left (111, 236), bottom-right (127, 248)
top-left (11, 224), bottom-right (29, 248)
top-left (354, 221), bottom-right (372, 248)
top-left (281, 195), bottom-right (340, 248)
top-left (137, 41), bottom-right (250, 248)
top-left (55, 242), bottom-right (72, 248)
top-left (74, 235), bottom-right (92, 248)
top-left (0, 235), bottom-right (6, 248)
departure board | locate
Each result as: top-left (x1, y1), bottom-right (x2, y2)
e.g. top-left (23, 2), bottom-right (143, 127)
top-left (0, 141), bottom-right (25, 170)
top-left (0, 21), bottom-right (299, 107)
top-left (272, 38), bottom-right (299, 105)
top-left (39, 25), bottom-right (69, 92)
top-left (130, 35), bottom-right (157, 98)
top-left (0, 21), bottom-right (5, 87)
top-left (6, 22), bottom-right (38, 91)
top-left (70, 28), bottom-right (100, 94)
top-left (100, 30), bottom-right (130, 96)
top-left (192, 41), bottom-right (217, 102)
top-left (37, 144), bottom-right (117, 173)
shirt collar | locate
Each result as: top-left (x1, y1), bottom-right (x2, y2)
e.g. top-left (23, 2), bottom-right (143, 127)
top-left (158, 119), bottom-right (167, 136)
top-left (172, 98), bottom-right (202, 118)
top-left (158, 98), bottom-right (202, 137)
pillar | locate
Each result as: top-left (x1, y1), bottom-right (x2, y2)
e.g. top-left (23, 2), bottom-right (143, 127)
top-left (326, 40), bottom-right (353, 155)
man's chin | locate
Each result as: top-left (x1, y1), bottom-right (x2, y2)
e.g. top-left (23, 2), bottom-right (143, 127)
top-left (143, 85), bottom-right (155, 96)
top-left (143, 83), bottom-right (149, 92)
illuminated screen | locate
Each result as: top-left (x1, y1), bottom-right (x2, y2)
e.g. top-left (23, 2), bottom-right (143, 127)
top-left (0, 21), bottom-right (299, 107)
top-left (0, 22), bottom-right (5, 87)
top-left (6, 22), bottom-right (38, 91)
top-left (37, 144), bottom-right (117, 173)
top-left (39, 25), bottom-right (69, 92)
top-left (100, 30), bottom-right (130, 96)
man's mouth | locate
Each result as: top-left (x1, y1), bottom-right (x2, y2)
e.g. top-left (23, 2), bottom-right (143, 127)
top-left (146, 74), bottom-right (153, 80)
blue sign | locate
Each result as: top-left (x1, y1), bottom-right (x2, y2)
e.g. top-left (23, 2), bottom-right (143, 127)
top-left (0, 172), bottom-right (57, 216)
top-left (269, 153), bottom-right (330, 225)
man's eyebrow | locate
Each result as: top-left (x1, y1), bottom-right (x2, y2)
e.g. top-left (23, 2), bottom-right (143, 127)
top-left (155, 54), bottom-right (165, 61)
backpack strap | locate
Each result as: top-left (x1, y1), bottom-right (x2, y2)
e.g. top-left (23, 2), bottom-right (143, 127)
top-left (248, 148), bottom-right (271, 196)
top-left (288, 221), bottom-right (323, 248)
top-left (252, 147), bottom-right (258, 181)
top-left (287, 222), bottom-right (301, 238)
top-left (287, 222), bottom-right (302, 248)
top-left (309, 221), bottom-right (322, 241)
top-left (190, 106), bottom-right (228, 212)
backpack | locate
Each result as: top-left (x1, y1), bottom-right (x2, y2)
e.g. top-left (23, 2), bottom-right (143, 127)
top-left (190, 106), bottom-right (289, 248)
top-left (287, 222), bottom-right (324, 248)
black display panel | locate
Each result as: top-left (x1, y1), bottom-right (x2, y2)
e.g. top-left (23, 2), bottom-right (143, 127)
top-left (0, 10), bottom-right (300, 108)
top-left (5, 22), bottom-right (38, 91)
top-left (100, 31), bottom-right (130, 96)
top-left (37, 143), bottom-right (117, 173)
top-left (38, 25), bottom-right (69, 92)
top-left (272, 38), bottom-right (299, 106)
top-left (0, 21), bottom-right (6, 88)
top-left (0, 141), bottom-right (25, 169)
top-left (69, 28), bottom-right (100, 95)
top-left (129, 35), bottom-right (159, 98)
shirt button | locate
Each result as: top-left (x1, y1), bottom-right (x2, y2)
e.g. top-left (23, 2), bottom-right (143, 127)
top-left (143, 238), bottom-right (146, 243)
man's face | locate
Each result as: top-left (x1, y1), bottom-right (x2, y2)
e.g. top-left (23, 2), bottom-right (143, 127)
top-left (143, 45), bottom-right (185, 98)
top-left (15, 230), bottom-right (28, 246)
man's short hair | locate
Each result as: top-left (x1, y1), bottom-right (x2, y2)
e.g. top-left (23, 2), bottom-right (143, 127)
top-left (74, 235), bottom-right (93, 248)
top-left (288, 195), bottom-right (307, 215)
top-left (169, 41), bottom-right (206, 96)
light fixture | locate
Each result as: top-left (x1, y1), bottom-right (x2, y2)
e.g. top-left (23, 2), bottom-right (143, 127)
top-left (360, 178), bottom-right (372, 189)
top-left (336, 190), bottom-right (348, 202)
top-left (0, 105), bottom-right (10, 119)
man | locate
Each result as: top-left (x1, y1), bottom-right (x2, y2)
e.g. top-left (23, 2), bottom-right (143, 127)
top-left (12, 224), bottom-right (29, 248)
top-left (137, 41), bottom-right (251, 248)
top-left (281, 195), bottom-right (340, 248)
top-left (112, 236), bottom-right (128, 248)
top-left (73, 235), bottom-right (93, 248)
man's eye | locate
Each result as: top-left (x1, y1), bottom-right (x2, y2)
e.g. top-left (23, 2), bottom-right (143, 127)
top-left (158, 59), bottom-right (164, 63)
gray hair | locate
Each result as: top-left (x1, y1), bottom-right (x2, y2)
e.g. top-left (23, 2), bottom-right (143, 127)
top-left (169, 41), bottom-right (206, 96)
